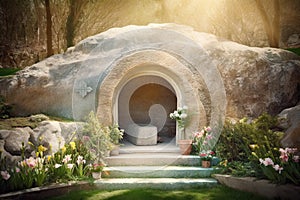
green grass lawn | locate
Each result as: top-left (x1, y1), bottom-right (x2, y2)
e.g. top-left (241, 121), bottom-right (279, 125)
top-left (47, 185), bottom-right (267, 200)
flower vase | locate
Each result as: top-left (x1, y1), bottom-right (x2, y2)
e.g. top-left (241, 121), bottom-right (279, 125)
top-left (201, 160), bottom-right (211, 168)
top-left (178, 139), bottom-right (192, 155)
top-left (92, 171), bottom-right (102, 179)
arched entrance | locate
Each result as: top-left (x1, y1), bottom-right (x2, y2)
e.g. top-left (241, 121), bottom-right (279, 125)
top-left (118, 75), bottom-right (177, 145)
top-left (72, 24), bottom-right (226, 151)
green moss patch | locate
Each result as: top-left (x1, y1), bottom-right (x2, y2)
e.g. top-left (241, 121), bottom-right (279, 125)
top-left (0, 68), bottom-right (20, 76)
top-left (0, 117), bottom-right (40, 130)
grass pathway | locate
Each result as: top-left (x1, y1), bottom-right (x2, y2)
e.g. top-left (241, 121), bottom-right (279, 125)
top-left (47, 185), bottom-right (267, 200)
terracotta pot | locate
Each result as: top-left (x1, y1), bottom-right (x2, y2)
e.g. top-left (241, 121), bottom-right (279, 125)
top-left (178, 139), bottom-right (192, 155)
top-left (202, 160), bottom-right (211, 168)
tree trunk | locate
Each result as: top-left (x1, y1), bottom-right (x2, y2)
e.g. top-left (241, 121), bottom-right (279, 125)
top-left (45, 0), bottom-right (53, 57)
top-left (66, 0), bottom-right (75, 48)
top-left (255, 0), bottom-right (280, 47)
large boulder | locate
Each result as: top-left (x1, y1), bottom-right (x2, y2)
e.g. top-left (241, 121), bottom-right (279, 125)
top-left (0, 120), bottom-right (84, 167)
top-left (4, 127), bottom-right (32, 155)
top-left (278, 104), bottom-right (300, 149)
top-left (31, 121), bottom-right (65, 155)
top-left (0, 24), bottom-right (299, 120)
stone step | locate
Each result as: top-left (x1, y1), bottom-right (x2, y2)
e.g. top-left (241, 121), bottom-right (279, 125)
top-left (94, 178), bottom-right (218, 190)
top-left (105, 153), bottom-right (200, 166)
top-left (102, 166), bottom-right (214, 178)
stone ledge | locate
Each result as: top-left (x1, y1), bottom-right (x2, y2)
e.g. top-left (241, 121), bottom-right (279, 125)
top-left (214, 174), bottom-right (300, 200)
top-left (0, 181), bottom-right (93, 200)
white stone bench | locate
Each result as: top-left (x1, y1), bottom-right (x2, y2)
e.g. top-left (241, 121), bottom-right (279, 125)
top-left (126, 124), bottom-right (157, 146)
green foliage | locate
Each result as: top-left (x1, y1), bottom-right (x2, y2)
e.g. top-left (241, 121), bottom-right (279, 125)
top-left (0, 96), bottom-right (12, 119)
top-left (215, 113), bottom-right (282, 163)
top-left (216, 113), bottom-right (300, 185)
top-left (286, 48), bottom-right (300, 56)
top-left (109, 124), bottom-right (124, 145)
top-left (82, 111), bottom-right (113, 164)
top-left (0, 68), bottom-right (20, 76)
top-left (216, 161), bottom-right (256, 177)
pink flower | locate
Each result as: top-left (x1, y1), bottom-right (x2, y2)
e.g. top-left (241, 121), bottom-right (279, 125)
top-left (293, 155), bottom-right (299, 163)
top-left (273, 164), bottom-right (283, 174)
top-left (194, 131), bottom-right (204, 138)
top-left (280, 154), bottom-right (289, 162)
top-left (15, 167), bottom-right (20, 173)
top-left (26, 157), bottom-right (37, 168)
top-left (206, 134), bottom-right (213, 140)
top-left (286, 148), bottom-right (297, 154)
top-left (205, 126), bottom-right (212, 132)
top-left (260, 158), bottom-right (274, 166)
top-left (62, 154), bottom-right (72, 164)
top-left (82, 135), bottom-right (90, 141)
top-left (1, 170), bottom-right (11, 180)
top-left (200, 153), bottom-right (207, 157)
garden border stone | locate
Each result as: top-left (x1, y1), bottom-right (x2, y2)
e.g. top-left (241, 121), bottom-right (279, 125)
top-left (214, 174), bottom-right (300, 200)
top-left (0, 181), bottom-right (94, 200)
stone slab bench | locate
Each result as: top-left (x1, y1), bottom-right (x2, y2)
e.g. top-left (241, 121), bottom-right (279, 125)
top-left (126, 124), bottom-right (157, 146)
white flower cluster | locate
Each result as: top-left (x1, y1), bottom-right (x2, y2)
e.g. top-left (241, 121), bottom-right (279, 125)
top-left (169, 106), bottom-right (188, 120)
top-left (169, 106), bottom-right (188, 128)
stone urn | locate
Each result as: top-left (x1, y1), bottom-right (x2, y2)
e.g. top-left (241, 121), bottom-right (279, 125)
top-left (178, 139), bottom-right (192, 155)
top-left (92, 171), bottom-right (102, 179)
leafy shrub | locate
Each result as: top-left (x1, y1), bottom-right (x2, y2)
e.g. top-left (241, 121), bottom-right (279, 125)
top-left (82, 111), bottom-right (113, 164)
top-left (215, 113), bottom-right (282, 163)
top-left (215, 113), bottom-right (283, 177)
top-left (216, 113), bottom-right (300, 185)
top-left (0, 68), bottom-right (20, 76)
top-left (0, 96), bottom-right (12, 119)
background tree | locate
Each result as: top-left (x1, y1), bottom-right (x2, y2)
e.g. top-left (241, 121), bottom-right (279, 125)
top-left (0, 0), bottom-right (299, 69)
top-left (255, 0), bottom-right (280, 48)
top-left (66, 0), bottom-right (89, 47)
top-left (45, 0), bottom-right (53, 57)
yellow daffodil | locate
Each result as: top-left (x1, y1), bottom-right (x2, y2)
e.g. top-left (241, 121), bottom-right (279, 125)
top-left (38, 145), bottom-right (47, 152)
top-left (47, 155), bottom-right (52, 162)
top-left (70, 142), bottom-right (76, 150)
top-left (61, 146), bottom-right (66, 154)
top-left (70, 141), bottom-right (76, 150)
top-left (249, 144), bottom-right (259, 149)
top-left (28, 141), bottom-right (34, 147)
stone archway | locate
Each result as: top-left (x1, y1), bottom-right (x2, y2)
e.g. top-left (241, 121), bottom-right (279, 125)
top-left (99, 51), bottom-right (208, 143)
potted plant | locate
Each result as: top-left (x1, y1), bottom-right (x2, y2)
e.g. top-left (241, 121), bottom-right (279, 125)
top-left (199, 150), bottom-right (214, 168)
top-left (109, 124), bottom-right (124, 156)
top-left (82, 111), bottom-right (113, 177)
top-left (90, 163), bottom-right (105, 179)
top-left (170, 106), bottom-right (192, 155)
